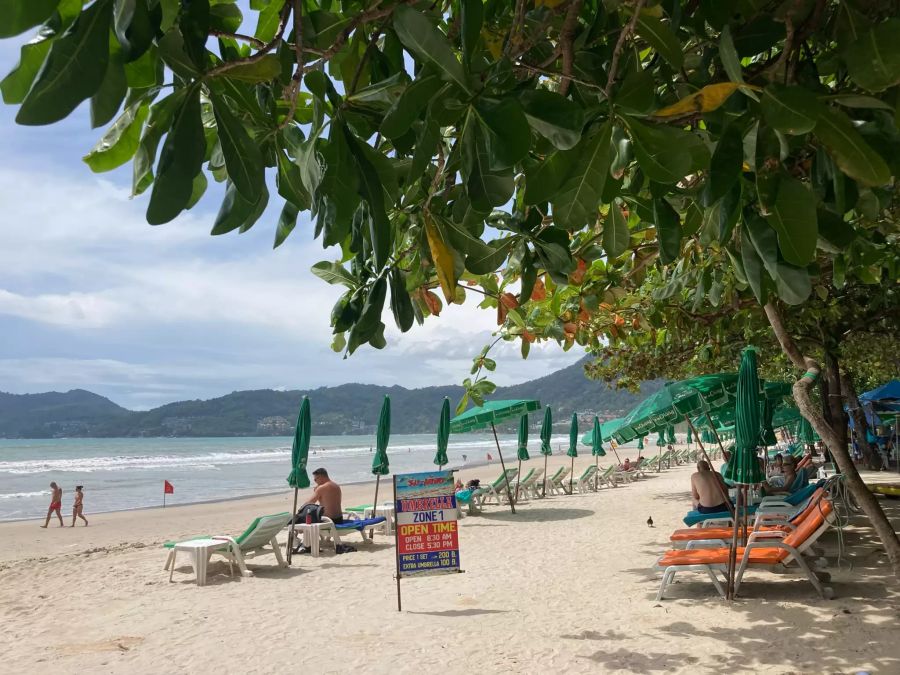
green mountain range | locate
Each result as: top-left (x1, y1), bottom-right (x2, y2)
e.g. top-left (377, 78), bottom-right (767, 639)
top-left (0, 358), bottom-right (661, 438)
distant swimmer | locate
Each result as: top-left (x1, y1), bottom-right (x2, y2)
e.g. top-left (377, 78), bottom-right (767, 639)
top-left (41, 482), bottom-right (63, 528)
top-left (71, 485), bottom-right (88, 527)
top-left (462, 454), bottom-right (468, 464)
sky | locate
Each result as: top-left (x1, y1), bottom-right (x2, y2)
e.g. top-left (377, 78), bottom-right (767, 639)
top-left (0, 19), bottom-right (583, 410)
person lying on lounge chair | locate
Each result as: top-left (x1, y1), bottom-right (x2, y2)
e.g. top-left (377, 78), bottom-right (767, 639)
top-left (691, 461), bottom-right (731, 514)
top-left (620, 458), bottom-right (632, 471)
top-left (768, 454), bottom-right (784, 478)
top-left (763, 456), bottom-right (797, 495)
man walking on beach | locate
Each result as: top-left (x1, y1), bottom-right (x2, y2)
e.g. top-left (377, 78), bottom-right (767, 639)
top-left (690, 461), bottom-right (730, 513)
top-left (303, 468), bottom-right (344, 523)
top-left (41, 482), bottom-right (64, 528)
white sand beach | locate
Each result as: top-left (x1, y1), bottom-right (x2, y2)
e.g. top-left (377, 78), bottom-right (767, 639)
top-left (2, 454), bottom-right (899, 674)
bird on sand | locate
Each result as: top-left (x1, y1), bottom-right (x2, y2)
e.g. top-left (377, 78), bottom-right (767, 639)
top-left (647, 516), bottom-right (654, 528)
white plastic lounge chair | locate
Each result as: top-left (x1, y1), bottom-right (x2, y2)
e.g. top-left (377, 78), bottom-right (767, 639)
top-left (515, 468), bottom-right (544, 501)
top-left (481, 468), bottom-right (519, 505)
top-left (546, 466), bottom-right (572, 495)
top-left (573, 465), bottom-right (599, 493)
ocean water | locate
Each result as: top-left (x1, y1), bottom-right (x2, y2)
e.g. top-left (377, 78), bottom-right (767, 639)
top-left (0, 433), bottom-right (584, 521)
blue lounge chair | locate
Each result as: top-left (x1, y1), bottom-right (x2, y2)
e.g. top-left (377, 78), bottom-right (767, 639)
top-left (681, 481), bottom-right (823, 527)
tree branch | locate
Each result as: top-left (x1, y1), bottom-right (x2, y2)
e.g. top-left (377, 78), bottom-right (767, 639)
top-left (278, 0), bottom-right (306, 130)
top-left (204, 3), bottom-right (293, 79)
top-left (209, 31), bottom-right (267, 50)
top-left (605, 0), bottom-right (646, 98)
top-left (557, 0), bottom-right (583, 96)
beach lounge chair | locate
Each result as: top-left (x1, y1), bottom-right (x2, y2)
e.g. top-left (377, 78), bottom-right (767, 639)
top-left (545, 466), bottom-right (572, 495)
top-left (681, 480), bottom-right (823, 527)
top-left (669, 489), bottom-right (827, 547)
top-left (655, 499), bottom-right (835, 600)
top-left (514, 468), bottom-right (544, 500)
top-left (164, 512), bottom-right (291, 576)
top-left (572, 465), bottom-right (599, 493)
top-left (595, 465), bottom-right (619, 488)
top-left (291, 513), bottom-right (388, 556)
top-left (480, 468), bottom-right (519, 505)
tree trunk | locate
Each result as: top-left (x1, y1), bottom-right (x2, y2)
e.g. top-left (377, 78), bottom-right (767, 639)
top-left (841, 370), bottom-right (876, 468)
top-left (818, 371), bottom-right (833, 433)
top-left (764, 302), bottom-right (900, 581)
top-left (823, 352), bottom-right (848, 450)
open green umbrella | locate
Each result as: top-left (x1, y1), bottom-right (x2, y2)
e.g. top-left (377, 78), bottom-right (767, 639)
top-left (286, 396), bottom-right (311, 564)
top-left (798, 415), bottom-right (818, 445)
top-left (371, 396), bottom-right (391, 515)
top-left (723, 347), bottom-right (765, 600)
top-left (540, 406), bottom-right (553, 497)
top-left (566, 413), bottom-right (578, 493)
top-left (515, 413), bottom-right (529, 501)
top-left (434, 397), bottom-right (450, 468)
top-left (451, 399), bottom-right (541, 513)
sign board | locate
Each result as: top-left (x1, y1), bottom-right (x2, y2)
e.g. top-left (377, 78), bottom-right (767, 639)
top-left (393, 470), bottom-right (461, 598)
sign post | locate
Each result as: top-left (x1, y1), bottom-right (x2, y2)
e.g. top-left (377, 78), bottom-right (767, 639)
top-left (393, 470), bottom-right (462, 612)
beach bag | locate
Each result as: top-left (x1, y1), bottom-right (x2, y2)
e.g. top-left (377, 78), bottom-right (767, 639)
top-left (293, 504), bottom-right (324, 524)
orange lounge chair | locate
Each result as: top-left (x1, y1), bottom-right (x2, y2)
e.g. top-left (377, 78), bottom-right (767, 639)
top-left (668, 488), bottom-right (826, 547)
top-left (655, 499), bottom-right (835, 601)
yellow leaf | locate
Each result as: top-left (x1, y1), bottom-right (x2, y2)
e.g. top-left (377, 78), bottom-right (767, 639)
top-left (652, 83), bottom-right (743, 118)
top-left (481, 28), bottom-right (503, 60)
top-left (424, 215), bottom-right (457, 303)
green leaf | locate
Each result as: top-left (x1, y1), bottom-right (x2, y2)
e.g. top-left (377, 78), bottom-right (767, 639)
top-left (114, 0), bottom-right (157, 62)
top-left (475, 97), bottom-right (530, 170)
top-left (389, 267), bottom-right (414, 332)
top-left (703, 123), bottom-right (743, 206)
top-left (844, 19), bottom-right (900, 92)
top-left (740, 225), bottom-right (768, 304)
top-left (744, 215), bottom-right (811, 305)
top-left (157, 28), bottom-right (200, 79)
top-left (814, 107), bottom-right (891, 187)
top-left (614, 68), bottom-right (655, 113)
top-left (392, 5), bottom-right (471, 95)
top-left (764, 176), bottom-right (818, 266)
top-left (347, 277), bottom-right (387, 355)
top-left (381, 72), bottom-right (443, 139)
top-left (211, 93), bottom-right (265, 203)
top-left (635, 14), bottom-right (683, 69)
top-left (627, 119), bottom-right (691, 184)
top-left (209, 2), bottom-right (242, 33)
top-left (719, 25), bottom-right (743, 84)
top-left (273, 201), bottom-right (299, 248)
top-left (147, 87), bottom-right (205, 225)
top-left (461, 111), bottom-right (514, 212)
top-left (464, 238), bottom-right (514, 275)
top-left (760, 84), bottom-right (820, 135)
top-left (524, 151), bottom-right (568, 205)
top-left (316, 129), bottom-right (360, 241)
top-left (653, 199), bottom-right (681, 264)
top-left (518, 90), bottom-right (584, 151)
top-left (83, 100), bottom-right (149, 172)
top-left (212, 181), bottom-right (268, 235)
top-left (459, 0), bottom-right (482, 69)
top-left (217, 55), bottom-right (282, 83)
top-left (552, 123), bottom-right (612, 230)
top-left (16, 0), bottom-right (112, 125)
top-left (133, 89), bottom-right (186, 195)
top-left (603, 201), bottom-right (630, 258)
top-left (0, 0), bottom-right (61, 38)
top-left (732, 16), bottom-right (785, 57)
top-left (344, 127), bottom-right (392, 269)
top-left (276, 151), bottom-right (310, 210)
top-left (90, 41), bottom-right (127, 128)
top-left (254, 0), bottom-right (285, 42)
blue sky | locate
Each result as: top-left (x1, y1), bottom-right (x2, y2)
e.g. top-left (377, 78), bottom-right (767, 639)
top-left (0, 18), bottom-right (582, 409)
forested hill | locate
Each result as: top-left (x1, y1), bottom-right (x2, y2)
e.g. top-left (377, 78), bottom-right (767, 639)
top-left (0, 359), bottom-right (661, 438)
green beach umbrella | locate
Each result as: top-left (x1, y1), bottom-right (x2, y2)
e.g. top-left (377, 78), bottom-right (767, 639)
top-left (371, 396), bottom-right (391, 514)
top-left (656, 430), bottom-right (666, 447)
top-left (286, 396), bottom-right (311, 564)
top-left (666, 425), bottom-right (676, 444)
top-left (515, 413), bottom-right (529, 501)
top-left (760, 397), bottom-right (778, 447)
top-left (722, 347), bottom-right (765, 600)
top-left (637, 435), bottom-right (645, 450)
top-left (567, 413), bottom-right (578, 493)
top-left (540, 406), bottom-right (553, 497)
top-left (434, 397), bottom-right (450, 468)
top-left (798, 416), bottom-right (818, 445)
top-left (686, 425), bottom-right (692, 445)
top-left (451, 399), bottom-right (541, 513)
top-left (590, 417), bottom-right (607, 457)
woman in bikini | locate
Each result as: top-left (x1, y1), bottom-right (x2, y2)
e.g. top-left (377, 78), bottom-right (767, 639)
top-left (71, 485), bottom-right (88, 527)
top-left (41, 482), bottom-right (64, 528)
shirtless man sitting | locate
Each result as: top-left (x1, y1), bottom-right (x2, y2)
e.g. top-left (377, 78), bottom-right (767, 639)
top-left (691, 461), bottom-right (730, 513)
top-left (303, 468), bottom-right (344, 523)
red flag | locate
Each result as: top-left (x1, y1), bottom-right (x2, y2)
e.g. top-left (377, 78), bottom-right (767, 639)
top-left (164, 480), bottom-right (174, 494)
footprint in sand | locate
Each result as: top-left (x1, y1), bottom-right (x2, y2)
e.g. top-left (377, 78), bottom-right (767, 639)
top-left (57, 636), bottom-right (144, 655)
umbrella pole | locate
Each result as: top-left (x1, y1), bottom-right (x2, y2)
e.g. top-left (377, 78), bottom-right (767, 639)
top-left (373, 475), bottom-right (381, 512)
top-left (490, 423), bottom-right (516, 514)
top-left (705, 412), bottom-right (729, 460)
top-left (286, 486), bottom-right (299, 565)
top-left (726, 486), bottom-right (743, 601)
top-left (610, 444), bottom-right (621, 464)
top-left (594, 455), bottom-right (599, 492)
top-left (515, 457), bottom-right (522, 503)
top-left (685, 416), bottom-right (734, 517)
top-left (569, 455), bottom-right (575, 494)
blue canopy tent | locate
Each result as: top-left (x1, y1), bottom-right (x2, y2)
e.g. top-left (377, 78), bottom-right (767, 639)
top-left (859, 380), bottom-right (900, 472)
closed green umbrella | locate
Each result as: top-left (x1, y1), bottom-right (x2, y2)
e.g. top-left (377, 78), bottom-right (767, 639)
top-left (286, 396), bottom-right (311, 564)
top-left (666, 425), bottom-right (676, 444)
top-left (686, 425), bottom-right (692, 445)
top-left (434, 397), bottom-right (450, 468)
top-left (723, 347), bottom-right (765, 600)
top-left (540, 406), bottom-right (553, 497)
top-left (515, 413), bottom-right (529, 501)
top-left (760, 397), bottom-right (777, 447)
top-left (451, 399), bottom-right (541, 514)
top-left (567, 413), bottom-right (578, 493)
top-left (637, 435), bottom-right (645, 450)
top-left (371, 396), bottom-right (391, 515)
top-left (656, 430), bottom-right (666, 447)
top-left (590, 417), bottom-right (604, 491)
top-left (798, 415), bottom-right (817, 446)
